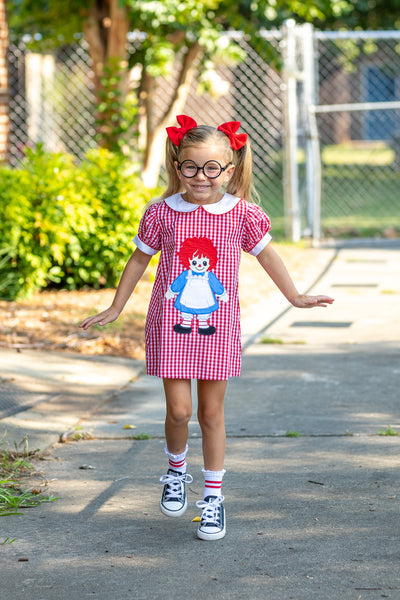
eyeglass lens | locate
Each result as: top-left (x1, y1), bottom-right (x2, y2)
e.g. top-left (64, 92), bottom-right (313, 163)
top-left (179, 160), bottom-right (223, 179)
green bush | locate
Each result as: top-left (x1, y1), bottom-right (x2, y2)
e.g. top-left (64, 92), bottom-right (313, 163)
top-left (0, 146), bottom-right (155, 300)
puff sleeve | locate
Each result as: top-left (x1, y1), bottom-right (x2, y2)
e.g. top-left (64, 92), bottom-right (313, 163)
top-left (133, 203), bottom-right (162, 256)
top-left (241, 203), bottom-right (272, 256)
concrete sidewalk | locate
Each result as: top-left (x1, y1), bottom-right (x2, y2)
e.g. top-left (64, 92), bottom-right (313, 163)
top-left (1, 241), bottom-right (400, 600)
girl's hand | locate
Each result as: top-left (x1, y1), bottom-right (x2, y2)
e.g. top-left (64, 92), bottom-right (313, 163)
top-left (79, 306), bottom-right (121, 330)
top-left (291, 294), bottom-right (335, 309)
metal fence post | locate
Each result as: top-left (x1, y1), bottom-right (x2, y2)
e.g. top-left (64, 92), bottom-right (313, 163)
top-left (0, 0), bottom-right (9, 162)
top-left (301, 22), bottom-right (322, 245)
top-left (282, 20), bottom-right (301, 242)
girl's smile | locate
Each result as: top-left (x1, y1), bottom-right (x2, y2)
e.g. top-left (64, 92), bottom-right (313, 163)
top-left (175, 145), bottom-right (235, 205)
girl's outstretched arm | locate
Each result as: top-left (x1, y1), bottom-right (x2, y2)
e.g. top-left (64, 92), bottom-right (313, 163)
top-left (79, 248), bottom-right (152, 330)
top-left (256, 244), bottom-right (334, 308)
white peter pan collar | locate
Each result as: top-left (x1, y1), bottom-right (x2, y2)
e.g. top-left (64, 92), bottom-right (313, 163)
top-left (164, 193), bottom-right (241, 214)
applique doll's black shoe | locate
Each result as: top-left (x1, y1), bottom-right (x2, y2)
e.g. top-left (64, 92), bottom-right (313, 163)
top-left (173, 324), bottom-right (192, 334)
top-left (198, 326), bottom-right (216, 335)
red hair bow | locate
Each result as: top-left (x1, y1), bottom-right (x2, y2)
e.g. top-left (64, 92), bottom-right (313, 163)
top-left (217, 121), bottom-right (248, 150)
top-left (166, 115), bottom-right (198, 146)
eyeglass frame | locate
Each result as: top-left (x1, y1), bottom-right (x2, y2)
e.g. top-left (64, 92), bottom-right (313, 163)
top-left (177, 159), bottom-right (232, 179)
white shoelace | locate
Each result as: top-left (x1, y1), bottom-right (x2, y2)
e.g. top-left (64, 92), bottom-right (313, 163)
top-left (160, 473), bottom-right (193, 499)
top-left (196, 495), bottom-right (225, 524)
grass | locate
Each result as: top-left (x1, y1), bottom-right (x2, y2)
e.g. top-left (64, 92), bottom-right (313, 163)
top-left (260, 336), bottom-right (305, 345)
top-left (378, 426), bottom-right (398, 436)
top-left (285, 430), bottom-right (301, 438)
top-left (1, 440), bottom-right (35, 477)
top-left (130, 433), bottom-right (152, 440)
top-left (0, 479), bottom-right (56, 517)
top-left (261, 336), bottom-right (284, 345)
top-left (1, 536), bottom-right (16, 545)
top-left (0, 440), bottom-right (58, 518)
top-left (322, 142), bottom-right (395, 166)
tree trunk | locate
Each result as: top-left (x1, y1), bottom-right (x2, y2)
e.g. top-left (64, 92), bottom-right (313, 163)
top-left (0, 0), bottom-right (9, 162)
top-left (108, 0), bottom-right (129, 61)
top-left (141, 42), bottom-right (202, 188)
top-left (82, 0), bottom-right (129, 150)
top-left (83, 0), bottom-right (128, 99)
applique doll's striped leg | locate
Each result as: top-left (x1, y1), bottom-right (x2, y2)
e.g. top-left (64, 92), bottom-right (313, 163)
top-left (173, 312), bottom-right (193, 334)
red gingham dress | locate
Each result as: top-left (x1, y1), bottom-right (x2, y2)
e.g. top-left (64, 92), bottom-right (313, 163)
top-left (133, 193), bottom-right (271, 380)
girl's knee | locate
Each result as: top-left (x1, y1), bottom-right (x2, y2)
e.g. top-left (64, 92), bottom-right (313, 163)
top-left (167, 404), bottom-right (192, 427)
top-left (164, 379), bottom-right (192, 427)
top-left (197, 405), bottom-right (224, 431)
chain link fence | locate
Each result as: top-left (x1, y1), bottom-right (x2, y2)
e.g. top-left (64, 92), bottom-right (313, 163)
top-left (8, 40), bottom-right (96, 164)
top-left (6, 26), bottom-right (400, 240)
top-left (315, 30), bottom-right (400, 239)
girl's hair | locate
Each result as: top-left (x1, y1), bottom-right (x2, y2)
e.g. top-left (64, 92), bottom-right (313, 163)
top-left (162, 124), bottom-right (257, 202)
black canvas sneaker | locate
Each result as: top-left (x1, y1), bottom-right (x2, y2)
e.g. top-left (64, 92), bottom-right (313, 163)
top-left (159, 469), bottom-right (193, 517)
top-left (196, 495), bottom-right (226, 540)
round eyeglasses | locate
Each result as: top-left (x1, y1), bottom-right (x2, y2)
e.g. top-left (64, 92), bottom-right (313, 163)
top-left (177, 159), bottom-right (231, 179)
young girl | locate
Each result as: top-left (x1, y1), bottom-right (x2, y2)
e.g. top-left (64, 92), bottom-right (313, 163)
top-left (80, 115), bottom-right (334, 541)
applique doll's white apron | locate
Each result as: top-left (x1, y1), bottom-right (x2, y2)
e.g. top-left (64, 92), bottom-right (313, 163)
top-left (179, 271), bottom-right (214, 310)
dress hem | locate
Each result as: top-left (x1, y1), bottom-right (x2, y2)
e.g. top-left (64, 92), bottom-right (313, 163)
top-left (146, 370), bottom-right (240, 381)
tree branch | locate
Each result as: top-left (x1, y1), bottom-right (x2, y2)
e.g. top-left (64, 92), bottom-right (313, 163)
top-left (160, 41), bottom-right (202, 129)
top-left (141, 41), bottom-right (203, 186)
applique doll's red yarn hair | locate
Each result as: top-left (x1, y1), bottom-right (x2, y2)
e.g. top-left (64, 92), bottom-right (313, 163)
top-left (178, 237), bottom-right (218, 270)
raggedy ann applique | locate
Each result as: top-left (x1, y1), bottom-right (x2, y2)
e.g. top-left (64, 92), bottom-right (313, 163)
top-left (165, 237), bottom-right (228, 335)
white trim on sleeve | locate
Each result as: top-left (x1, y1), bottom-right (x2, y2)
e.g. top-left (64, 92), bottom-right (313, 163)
top-left (133, 234), bottom-right (160, 256)
top-left (248, 232), bottom-right (272, 256)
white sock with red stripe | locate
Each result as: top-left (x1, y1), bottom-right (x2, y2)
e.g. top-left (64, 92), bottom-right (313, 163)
top-left (165, 445), bottom-right (188, 474)
top-left (202, 468), bottom-right (226, 498)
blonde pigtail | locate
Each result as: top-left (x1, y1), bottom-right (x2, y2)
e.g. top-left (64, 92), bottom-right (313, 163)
top-left (226, 140), bottom-right (257, 203)
top-left (162, 138), bottom-right (183, 200)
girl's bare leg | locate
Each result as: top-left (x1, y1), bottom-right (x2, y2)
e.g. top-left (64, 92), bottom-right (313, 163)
top-left (197, 380), bottom-right (227, 471)
top-left (163, 378), bottom-right (192, 454)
